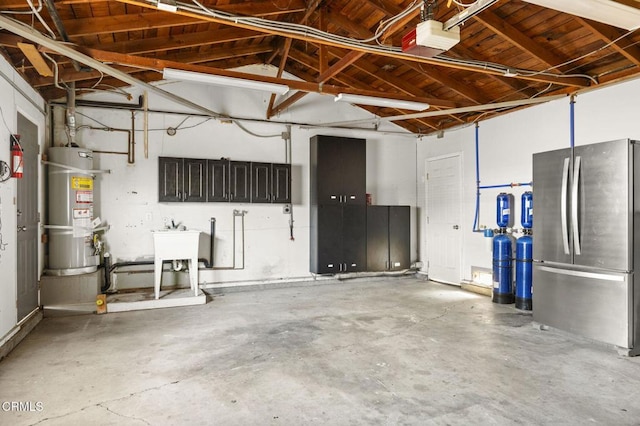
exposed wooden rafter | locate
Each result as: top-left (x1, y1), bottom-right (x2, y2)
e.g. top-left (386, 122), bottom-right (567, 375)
top-left (110, 0), bottom-right (590, 88)
top-left (1, 0), bottom-right (638, 135)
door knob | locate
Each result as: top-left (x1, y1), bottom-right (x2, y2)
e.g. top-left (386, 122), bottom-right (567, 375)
top-left (453, 225), bottom-right (459, 230)
top-left (18, 226), bottom-right (26, 232)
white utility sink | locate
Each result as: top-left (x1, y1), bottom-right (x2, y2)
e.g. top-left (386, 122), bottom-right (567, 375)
top-left (152, 230), bottom-right (200, 299)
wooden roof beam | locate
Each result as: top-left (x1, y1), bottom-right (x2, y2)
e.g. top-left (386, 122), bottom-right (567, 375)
top-left (31, 44), bottom-right (274, 87)
top-left (451, 44), bottom-right (539, 99)
top-left (7, 1), bottom-right (306, 38)
top-left (68, 46), bottom-right (447, 108)
top-left (110, 0), bottom-right (590, 88)
top-left (474, 11), bottom-right (572, 71)
top-left (267, 38), bottom-right (293, 119)
top-left (286, 48), bottom-right (445, 130)
top-left (269, 50), bottom-right (367, 117)
top-left (289, 48), bottom-right (457, 108)
top-left (577, 18), bottom-right (640, 68)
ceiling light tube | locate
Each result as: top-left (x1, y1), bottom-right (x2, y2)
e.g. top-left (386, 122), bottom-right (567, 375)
top-left (522, 0), bottom-right (640, 31)
top-left (444, 0), bottom-right (499, 31)
top-left (163, 68), bottom-right (290, 95)
top-left (334, 93), bottom-right (430, 111)
top-left (157, 0), bottom-right (178, 13)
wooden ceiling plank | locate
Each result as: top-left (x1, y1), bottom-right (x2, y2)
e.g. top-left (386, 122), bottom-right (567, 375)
top-left (289, 48), bottom-right (458, 108)
top-left (0, 33), bottom-right (24, 47)
top-left (323, 9), bottom-right (375, 39)
top-left (108, 0), bottom-right (589, 87)
top-left (577, 18), bottom-right (640, 67)
top-left (161, 45), bottom-right (273, 66)
top-left (31, 44), bottom-right (273, 87)
top-left (474, 11), bottom-right (569, 70)
top-left (62, 12), bottom-right (202, 36)
top-left (72, 45), bottom-right (452, 107)
top-left (56, 2), bottom-right (305, 37)
top-left (320, 12), bottom-right (490, 106)
top-left (451, 44), bottom-right (539, 98)
top-left (34, 27), bottom-right (263, 59)
top-left (409, 63), bottom-right (493, 104)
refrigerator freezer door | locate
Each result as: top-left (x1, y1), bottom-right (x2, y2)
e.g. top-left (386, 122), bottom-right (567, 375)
top-left (533, 264), bottom-right (631, 348)
top-left (533, 148), bottom-right (572, 264)
top-left (572, 139), bottom-right (631, 271)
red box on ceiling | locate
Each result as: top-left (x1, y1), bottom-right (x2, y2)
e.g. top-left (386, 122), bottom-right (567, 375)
top-left (401, 28), bottom-right (444, 58)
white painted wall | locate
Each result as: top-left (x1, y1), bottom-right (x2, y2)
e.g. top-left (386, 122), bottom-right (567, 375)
top-left (417, 78), bottom-right (640, 283)
top-left (0, 56), bottom-right (45, 343)
top-left (52, 68), bottom-right (419, 288)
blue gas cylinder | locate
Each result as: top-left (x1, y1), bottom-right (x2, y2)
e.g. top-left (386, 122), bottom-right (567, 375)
top-left (496, 193), bottom-right (514, 228)
top-left (521, 191), bottom-right (533, 230)
top-left (515, 235), bottom-right (533, 310)
top-left (492, 233), bottom-right (514, 304)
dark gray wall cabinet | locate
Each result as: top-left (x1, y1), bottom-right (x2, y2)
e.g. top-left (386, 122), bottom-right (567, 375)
top-left (249, 162), bottom-right (291, 203)
top-left (272, 163), bottom-right (291, 204)
top-left (230, 161), bottom-right (251, 203)
top-left (207, 159), bottom-right (229, 202)
top-left (159, 157), bottom-right (290, 203)
top-left (367, 206), bottom-right (411, 271)
top-left (311, 135), bottom-right (366, 205)
top-left (311, 205), bottom-right (367, 274)
top-left (310, 135), bottom-right (367, 274)
top-left (158, 157), bottom-right (206, 202)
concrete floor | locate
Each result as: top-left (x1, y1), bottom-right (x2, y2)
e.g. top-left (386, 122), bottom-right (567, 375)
top-left (1, 276), bottom-right (640, 425)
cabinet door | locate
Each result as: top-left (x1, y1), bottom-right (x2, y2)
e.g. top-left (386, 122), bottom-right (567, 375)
top-left (184, 159), bottom-right (207, 202)
top-left (207, 159), bottom-right (229, 202)
top-left (315, 205), bottom-right (343, 274)
top-left (367, 206), bottom-right (389, 271)
top-left (251, 162), bottom-right (272, 203)
top-left (340, 137), bottom-right (366, 205)
top-left (342, 205), bottom-right (367, 272)
top-left (315, 136), bottom-right (344, 204)
top-left (230, 161), bottom-right (251, 203)
top-left (158, 157), bottom-right (183, 202)
top-left (272, 163), bottom-right (291, 204)
top-left (389, 206), bottom-right (410, 270)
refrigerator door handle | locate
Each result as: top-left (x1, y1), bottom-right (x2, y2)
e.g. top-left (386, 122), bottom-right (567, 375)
top-left (561, 157), bottom-right (571, 255)
top-left (537, 265), bottom-right (624, 282)
top-left (572, 156), bottom-right (582, 255)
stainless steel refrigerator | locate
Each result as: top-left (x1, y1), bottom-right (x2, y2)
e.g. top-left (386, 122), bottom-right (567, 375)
top-left (532, 138), bottom-right (640, 356)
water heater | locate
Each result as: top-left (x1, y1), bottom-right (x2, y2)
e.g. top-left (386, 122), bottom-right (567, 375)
top-left (47, 147), bottom-right (99, 275)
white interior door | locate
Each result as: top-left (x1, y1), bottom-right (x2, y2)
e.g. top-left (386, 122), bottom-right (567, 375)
top-left (425, 154), bottom-right (462, 285)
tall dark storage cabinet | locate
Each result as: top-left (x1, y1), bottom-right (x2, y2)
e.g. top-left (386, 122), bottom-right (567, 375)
top-left (310, 135), bottom-right (366, 274)
top-left (367, 206), bottom-right (411, 271)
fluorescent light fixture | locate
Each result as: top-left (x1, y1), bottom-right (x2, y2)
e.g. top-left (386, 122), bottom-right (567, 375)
top-left (157, 0), bottom-right (178, 12)
top-left (334, 93), bottom-right (430, 111)
top-left (522, 0), bottom-right (640, 30)
top-left (444, 0), bottom-right (499, 31)
top-left (162, 68), bottom-right (290, 95)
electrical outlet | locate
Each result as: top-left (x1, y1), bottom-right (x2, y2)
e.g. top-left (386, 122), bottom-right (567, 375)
top-left (283, 204), bottom-right (291, 214)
